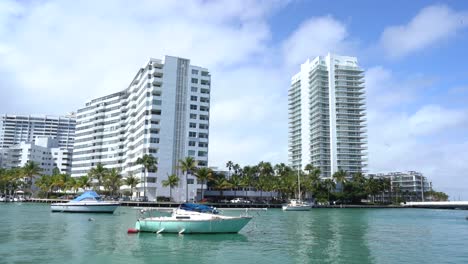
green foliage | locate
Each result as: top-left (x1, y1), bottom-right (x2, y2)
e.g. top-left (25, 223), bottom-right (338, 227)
top-left (195, 167), bottom-right (213, 200)
top-left (178, 156), bottom-right (197, 201)
top-left (162, 174), bottom-right (180, 201)
top-left (136, 154), bottom-right (158, 199)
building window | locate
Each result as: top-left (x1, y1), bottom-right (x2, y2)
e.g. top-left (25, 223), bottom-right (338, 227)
top-left (189, 123), bottom-right (196, 128)
top-left (191, 87), bottom-right (198, 92)
top-left (190, 96), bottom-right (197, 101)
top-left (190, 105), bottom-right (197, 110)
top-left (187, 179), bottom-right (195, 184)
top-left (191, 69), bottom-right (199, 75)
top-left (201, 71), bottom-right (209, 76)
top-left (189, 131), bottom-right (197, 138)
top-left (190, 114), bottom-right (197, 119)
top-left (188, 150), bottom-right (196, 156)
top-left (191, 78), bottom-right (198, 84)
top-left (148, 148), bottom-right (158, 154)
top-left (150, 138), bottom-right (159, 144)
top-left (189, 141), bottom-right (196, 146)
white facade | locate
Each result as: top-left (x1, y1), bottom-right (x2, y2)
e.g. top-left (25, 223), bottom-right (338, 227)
top-left (0, 114), bottom-right (76, 149)
top-left (0, 137), bottom-right (73, 175)
top-left (369, 171), bottom-right (432, 202)
top-left (72, 56), bottom-right (210, 202)
top-left (288, 53), bottom-right (367, 177)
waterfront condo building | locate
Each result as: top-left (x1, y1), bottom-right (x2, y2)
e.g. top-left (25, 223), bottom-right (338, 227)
top-left (0, 114), bottom-right (76, 149)
top-left (71, 56), bottom-right (210, 202)
top-left (288, 53), bottom-right (367, 177)
top-left (0, 137), bottom-right (72, 175)
top-left (369, 171), bottom-right (432, 202)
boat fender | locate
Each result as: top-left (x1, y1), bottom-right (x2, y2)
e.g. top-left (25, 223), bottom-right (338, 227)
top-left (127, 228), bottom-right (139, 234)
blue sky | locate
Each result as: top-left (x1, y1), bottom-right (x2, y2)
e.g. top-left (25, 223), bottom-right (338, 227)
top-left (0, 0), bottom-right (467, 198)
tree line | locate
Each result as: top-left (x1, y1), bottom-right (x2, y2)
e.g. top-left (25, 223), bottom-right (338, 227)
top-left (1, 157), bottom-right (448, 203)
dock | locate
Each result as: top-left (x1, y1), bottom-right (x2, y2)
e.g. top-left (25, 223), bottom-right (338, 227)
top-left (402, 201), bottom-right (468, 209)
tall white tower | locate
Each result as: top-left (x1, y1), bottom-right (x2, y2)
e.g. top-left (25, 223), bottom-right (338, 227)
top-left (288, 53), bottom-right (367, 176)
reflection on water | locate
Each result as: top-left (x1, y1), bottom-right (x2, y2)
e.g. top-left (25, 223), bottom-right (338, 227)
top-left (1, 204), bottom-right (468, 264)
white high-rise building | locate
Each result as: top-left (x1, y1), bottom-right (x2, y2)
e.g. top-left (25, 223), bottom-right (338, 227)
top-left (0, 114), bottom-right (76, 149)
top-left (0, 137), bottom-right (72, 175)
top-left (72, 56), bottom-right (210, 202)
top-left (288, 53), bottom-right (367, 177)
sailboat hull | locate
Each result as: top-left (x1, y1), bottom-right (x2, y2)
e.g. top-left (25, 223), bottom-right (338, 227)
top-left (282, 204), bottom-right (312, 211)
top-left (136, 217), bottom-right (252, 234)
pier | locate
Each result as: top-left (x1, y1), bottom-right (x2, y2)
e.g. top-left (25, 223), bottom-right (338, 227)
top-left (402, 201), bottom-right (468, 209)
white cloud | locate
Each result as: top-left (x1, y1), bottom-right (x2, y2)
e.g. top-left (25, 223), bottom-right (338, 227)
top-left (365, 66), bottom-right (436, 110)
top-left (282, 16), bottom-right (350, 67)
top-left (409, 105), bottom-right (467, 136)
top-left (366, 68), bottom-right (468, 199)
top-left (380, 4), bottom-right (468, 58)
top-left (0, 0), bottom-right (277, 108)
top-left (0, 0), bottom-right (290, 169)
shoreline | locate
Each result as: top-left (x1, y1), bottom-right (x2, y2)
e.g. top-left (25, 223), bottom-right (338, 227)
top-left (6, 199), bottom-right (466, 210)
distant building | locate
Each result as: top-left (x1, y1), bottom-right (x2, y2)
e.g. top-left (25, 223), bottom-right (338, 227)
top-left (0, 114), bottom-right (76, 149)
top-left (71, 56), bottom-right (211, 202)
top-left (369, 171), bottom-right (432, 202)
top-left (0, 137), bottom-right (72, 175)
top-left (288, 53), bottom-right (367, 177)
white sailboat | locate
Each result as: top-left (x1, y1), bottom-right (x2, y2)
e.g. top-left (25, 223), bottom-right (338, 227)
top-left (282, 168), bottom-right (312, 211)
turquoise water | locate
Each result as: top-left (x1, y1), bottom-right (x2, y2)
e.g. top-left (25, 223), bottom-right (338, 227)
top-left (1, 203), bottom-right (467, 264)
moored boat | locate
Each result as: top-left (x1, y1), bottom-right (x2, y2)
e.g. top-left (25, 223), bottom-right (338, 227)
top-left (51, 191), bottom-right (119, 213)
top-left (282, 199), bottom-right (312, 211)
top-left (135, 203), bottom-right (252, 234)
top-left (282, 169), bottom-right (312, 211)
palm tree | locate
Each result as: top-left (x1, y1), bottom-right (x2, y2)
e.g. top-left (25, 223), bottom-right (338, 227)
top-left (136, 154), bottom-right (158, 201)
top-left (323, 178), bottom-right (336, 203)
top-left (226, 161), bottom-right (234, 177)
top-left (162, 174), bottom-right (180, 201)
top-left (22, 161), bottom-right (42, 196)
top-left (194, 167), bottom-right (213, 200)
top-left (229, 174), bottom-right (242, 197)
top-left (332, 169), bottom-right (347, 192)
top-left (88, 163), bottom-right (108, 193)
top-left (304, 163), bottom-right (315, 174)
top-left (178, 157), bottom-right (197, 202)
top-left (212, 175), bottom-right (232, 200)
top-left (35, 175), bottom-right (53, 198)
top-left (124, 173), bottom-right (140, 199)
top-left (232, 163), bottom-right (242, 175)
top-left (77, 176), bottom-right (92, 191)
top-left (104, 168), bottom-right (122, 197)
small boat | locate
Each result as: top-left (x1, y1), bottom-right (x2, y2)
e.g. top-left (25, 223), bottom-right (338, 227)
top-left (282, 169), bottom-right (312, 211)
top-left (282, 199), bottom-right (312, 211)
top-left (51, 191), bottom-right (119, 213)
top-left (134, 203), bottom-right (252, 234)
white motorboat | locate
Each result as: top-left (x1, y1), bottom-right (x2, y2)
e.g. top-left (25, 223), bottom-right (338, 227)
top-left (282, 169), bottom-right (312, 211)
top-left (133, 203), bottom-right (252, 234)
top-left (51, 191), bottom-right (119, 213)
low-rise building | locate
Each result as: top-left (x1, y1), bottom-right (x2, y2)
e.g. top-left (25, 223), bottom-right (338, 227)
top-left (0, 137), bottom-right (72, 175)
top-left (368, 171), bottom-right (432, 202)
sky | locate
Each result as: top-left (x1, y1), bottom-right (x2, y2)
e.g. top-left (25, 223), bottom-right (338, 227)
top-left (1, 0), bottom-right (467, 199)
